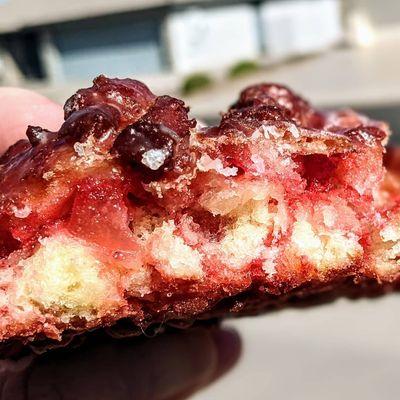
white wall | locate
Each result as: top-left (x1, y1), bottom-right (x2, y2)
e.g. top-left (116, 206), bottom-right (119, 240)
top-left (165, 4), bottom-right (260, 74)
top-left (260, 0), bottom-right (343, 59)
top-left (347, 0), bottom-right (400, 27)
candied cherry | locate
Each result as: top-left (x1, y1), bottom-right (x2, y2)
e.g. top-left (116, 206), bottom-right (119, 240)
top-left (220, 104), bottom-right (292, 137)
top-left (64, 75), bottom-right (156, 128)
top-left (232, 83), bottom-right (324, 128)
top-left (342, 126), bottom-right (386, 147)
top-left (140, 95), bottom-right (196, 138)
top-left (113, 95), bottom-right (195, 175)
top-left (0, 139), bottom-right (31, 165)
top-left (58, 104), bottom-right (121, 148)
top-left (113, 124), bottom-right (175, 173)
top-left (26, 126), bottom-right (55, 147)
top-left (0, 227), bottom-right (21, 258)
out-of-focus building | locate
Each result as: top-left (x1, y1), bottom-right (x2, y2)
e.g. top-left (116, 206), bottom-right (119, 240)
top-left (260, 0), bottom-right (342, 59)
top-left (345, 0), bottom-right (400, 46)
top-left (2, 0), bottom-right (400, 129)
top-left (165, 4), bottom-right (260, 74)
top-left (0, 0), bottom-right (343, 87)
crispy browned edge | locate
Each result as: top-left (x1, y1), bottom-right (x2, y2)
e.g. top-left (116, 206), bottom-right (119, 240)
top-left (1, 274), bottom-right (397, 358)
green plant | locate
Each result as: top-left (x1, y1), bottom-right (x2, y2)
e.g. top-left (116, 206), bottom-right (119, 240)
top-left (181, 73), bottom-right (213, 95)
top-left (228, 60), bottom-right (260, 79)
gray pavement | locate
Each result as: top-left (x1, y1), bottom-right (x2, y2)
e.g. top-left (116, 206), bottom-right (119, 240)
top-left (193, 293), bottom-right (400, 400)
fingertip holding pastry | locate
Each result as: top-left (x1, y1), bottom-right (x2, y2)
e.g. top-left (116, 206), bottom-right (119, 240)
top-left (0, 87), bottom-right (63, 153)
top-left (0, 326), bottom-right (241, 400)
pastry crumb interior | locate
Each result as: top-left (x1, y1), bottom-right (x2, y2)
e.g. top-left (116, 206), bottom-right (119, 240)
top-left (6, 144), bottom-right (397, 325)
top-left (15, 235), bottom-right (119, 321)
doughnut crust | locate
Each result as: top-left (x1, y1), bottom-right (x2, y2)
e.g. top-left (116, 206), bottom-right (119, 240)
top-left (0, 76), bottom-right (399, 346)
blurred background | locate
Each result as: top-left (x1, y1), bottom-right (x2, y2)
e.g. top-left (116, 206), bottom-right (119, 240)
top-left (1, 2), bottom-right (400, 399)
top-left (1, 0), bottom-right (400, 133)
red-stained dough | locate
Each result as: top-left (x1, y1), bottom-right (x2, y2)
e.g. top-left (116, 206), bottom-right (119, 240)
top-left (0, 76), bottom-right (398, 346)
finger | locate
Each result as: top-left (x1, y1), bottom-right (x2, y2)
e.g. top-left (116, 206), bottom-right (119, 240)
top-left (0, 327), bottom-right (241, 400)
top-left (172, 327), bottom-right (242, 400)
top-left (0, 88), bottom-right (64, 154)
top-left (210, 327), bottom-right (242, 381)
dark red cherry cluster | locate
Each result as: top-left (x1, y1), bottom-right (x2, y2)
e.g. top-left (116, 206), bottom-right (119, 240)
top-left (220, 83), bottom-right (324, 137)
top-left (2, 78), bottom-right (331, 181)
top-left (112, 95), bottom-right (196, 173)
top-left (20, 76), bottom-right (195, 177)
top-left (64, 77), bottom-right (196, 174)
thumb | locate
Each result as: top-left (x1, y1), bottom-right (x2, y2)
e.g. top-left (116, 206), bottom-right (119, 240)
top-left (0, 88), bottom-right (64, 154)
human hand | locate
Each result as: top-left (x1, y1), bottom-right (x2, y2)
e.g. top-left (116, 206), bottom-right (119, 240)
top-left (0, 87), bottom-right (64, 153)
top-left (1, 326), bottom-right (241, 400)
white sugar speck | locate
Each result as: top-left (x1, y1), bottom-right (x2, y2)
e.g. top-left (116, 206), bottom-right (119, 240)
top-left (250, 154), bottom-right (265, 175)
top-left (263, 262), bottom-right (277, 276)
top-left (262, 125), bottom-right (281, 139)
top-left (262, 247), bottom-right (279, 276)
top-left (197, 155), bottom-right (238, 176)
top-left (73, 142), bottom-right (86, 157)
top-left (42, 171), bottom-right (55, 180)
top-left (141, 149), bottom-right (169, 170)
top-left (288, 124), bottom-right (300, 138)
top-left (12, 205), bottom-right (31, 218)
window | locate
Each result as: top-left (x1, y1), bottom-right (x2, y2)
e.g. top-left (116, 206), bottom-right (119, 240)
top-left (52, 11), bottom-right (166, 79)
